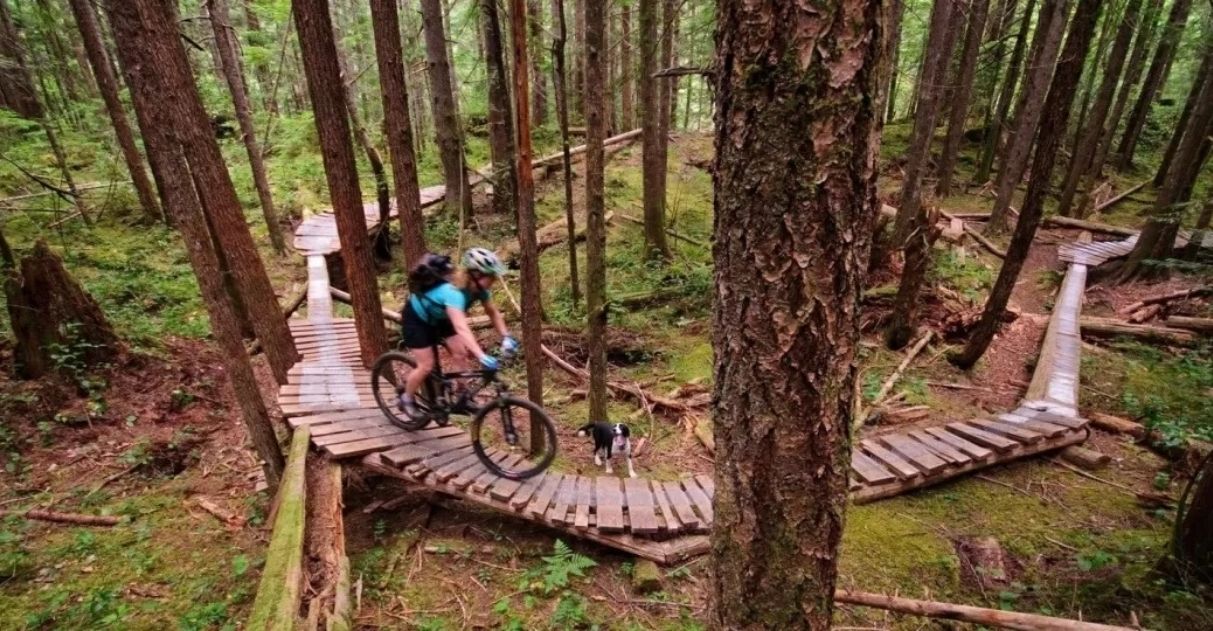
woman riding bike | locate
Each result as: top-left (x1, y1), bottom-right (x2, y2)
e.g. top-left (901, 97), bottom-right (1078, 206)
top-left (398, 248), bottom-right (517, 420)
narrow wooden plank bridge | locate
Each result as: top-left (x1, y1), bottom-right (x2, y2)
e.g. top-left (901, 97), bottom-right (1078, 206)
top-left (272, 171), bottom-right (1160, 562)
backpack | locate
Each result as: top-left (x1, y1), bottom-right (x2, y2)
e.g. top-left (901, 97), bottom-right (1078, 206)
top-left (407, 253), bottom-right (453, 295)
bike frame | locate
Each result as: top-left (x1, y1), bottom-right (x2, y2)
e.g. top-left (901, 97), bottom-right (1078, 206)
top-left (413, 342), bottom-right (511, 417)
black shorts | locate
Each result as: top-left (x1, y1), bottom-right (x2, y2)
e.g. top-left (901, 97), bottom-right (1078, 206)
top-left (401, 304), bottom-right (456, 349)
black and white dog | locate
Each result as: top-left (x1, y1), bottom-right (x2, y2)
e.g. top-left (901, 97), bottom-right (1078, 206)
top-left (576, 422), bottom-right (636, 478)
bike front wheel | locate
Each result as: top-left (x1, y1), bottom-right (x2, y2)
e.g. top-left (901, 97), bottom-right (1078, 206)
top-left (470, 396), bottom-right (558, 480)
top-left (371, 351), bottom-right (437, 431)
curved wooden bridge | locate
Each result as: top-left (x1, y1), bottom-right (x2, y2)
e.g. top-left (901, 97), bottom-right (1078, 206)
top-left (272, 170), bottom-right (1159, 562)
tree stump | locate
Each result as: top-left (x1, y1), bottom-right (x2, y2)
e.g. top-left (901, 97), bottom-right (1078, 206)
top-left (4, 240), bottom-right (119, 379)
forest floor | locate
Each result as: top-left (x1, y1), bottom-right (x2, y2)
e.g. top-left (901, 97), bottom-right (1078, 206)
top-left (0, 130), bottom-right (1211, 629)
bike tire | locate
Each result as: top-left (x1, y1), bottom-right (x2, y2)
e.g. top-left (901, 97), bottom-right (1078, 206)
top-left (470, 397), bottom-right (558, 480)
top-left (371, 351), bottom-right (437, 431)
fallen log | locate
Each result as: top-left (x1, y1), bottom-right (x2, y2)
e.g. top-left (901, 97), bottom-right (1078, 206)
top-left (1164, 316), bottom-right (1213, 334)
top-left (249, 287), bottom-right (311, 356)
top-left (0, 509), bottom-right (120, 526)
top-left (193, 496), bottom-right (245, 529)
top-left (940, 210), bottom-right (1006, 258)
top-left (693, 417), bottom-right (714, 454)
top-left (1043, 215), bottom-right (1139, 237)
top-left (532, 128), bottom-right (641, 170)
top-left (858, 331), bottom-right (933, 429)
top-left (614, 212), bottom-right (706, 247)
top-left (1088, 412), bottom-right (1146, 439)
top-left (1060, 446), bottom-right (1111, 470)
top-left (1079, 316), bottom-right (1197, 346)
top-left (247, 427), bottom-right (310, 631)
top-left (1118, 286), bottom-right (1212, 314)
top-left (835, 589), bottom-right (1135, 631)
top-left (1126, 304), bottom-right (1162, 323)
top-left (1093, 180), bottom-right (1147, 215)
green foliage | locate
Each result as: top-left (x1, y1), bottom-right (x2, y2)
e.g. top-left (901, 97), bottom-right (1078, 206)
top-left (930, 248), bottom-right (994, 302)
top-left (1076, 550), bottom-right (1118, 572)
top-left (1119, 343), bottom-right (1213, 448)
top-left (519, 540), bottom-right (597, 597)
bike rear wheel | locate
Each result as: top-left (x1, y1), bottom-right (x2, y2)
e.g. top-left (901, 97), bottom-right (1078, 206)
top-left (371, 351), bottom-right (439, 431)
top-left (470, 397), bottom-right (558, 480)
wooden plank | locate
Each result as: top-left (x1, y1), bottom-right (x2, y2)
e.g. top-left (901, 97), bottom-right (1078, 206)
top-left (472, 453), bottom-right (522, 494)
top-left (859, 440), bottom-right (921, 479)
top-left (997, 413), bottom-right (1068, 438)
top-left (595, 477), bottom-right (625, 532)
top-left (508, 473), bottom-right (545, 510)
top-left (880, 433), bottom-right (948, 474)
top-left (681, 477), bottom-right (714, 525)
top-left (487, 469), bottom-right (525, 502)
top-left (623, 478), bottom-right (660, 535)
top-left (573, 476), bottom-right (593, 530)
top-left (376, 443), bottom-right (432, 468)
top-left (924, 426), bottom-right (993, 460)
top-left (650, 480), bottom-right (682, 533)
top-left (1023, 409), bottom-right (1087, 429)
top-left (694, 475), bottom-right (715, 497)
top-left (430, 450), bottom-right (483, 482)
top-left (452, 451), bottom-right (506, 489)
top-left (324, 433), bottom-right (412, 459)
top-left (849, 449), bottom-right (897, 484)
top-left (661, 481), bottom-right (700, 529)
top-left (945, 422), bottom-right (1017, 452)
top-left (421, 445), bottom-right (477, 475)
top-left (307, 418), bottom-right (389, 437)
top-left (376, 428), bottom-right (469, 465)
top-left (526, 473), bottom-right (563, 518)
top-left (546, 475), bottom-right (578, 525)
top-left (312, 425), bottom-right (403, 447)
top-left (906, 429), bottom-right (970, 465)
top-left (967, 418), bottom-right (1042, 444)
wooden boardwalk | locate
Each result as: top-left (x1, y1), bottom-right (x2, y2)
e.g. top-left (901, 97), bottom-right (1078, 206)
top-left (276, 171), bottom-right (1164, 561)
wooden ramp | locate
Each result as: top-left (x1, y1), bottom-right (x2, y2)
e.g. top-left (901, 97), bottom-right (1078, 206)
top-left (274, 164), bottom-right (1156, 561)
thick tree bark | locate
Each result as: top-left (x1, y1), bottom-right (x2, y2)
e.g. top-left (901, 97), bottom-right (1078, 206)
top-left (108, 0), bottom-right (297, 384)
top-left (639, 0), bottom-right (669, 260)
top-left (481, 0), bottom-right (519, 219)
top-left (369, 0), bottom-right (426, 266)
top-left (528, 0), bottom-right (546, 127)
top-left (511, 0), bottom-right (545, 426)
top-left (953, 0), bottom-right (1103, 368)
top-left (986, 0), bottom-right (1069, 234)
top-left (420, 0), bottom-right (473, 219)
top-left (572, 0), bottom-right (585, 117)
top-left (1176, 455), bottom-right (1213, 580)
top-left (1114, 0), bottom-right (1193, 170)
top-left (711, 0), bottom-right (885, 627)
top-left (891, 0), bottom-right (959, 244)
top-left (584, 0), bottom-right (607, 426)
top-left (975, 0), bottom-right (1036, 184)
top-left (620, 4), bottom-right (634, 130)
top-left (1154, 45), bottom-right (1212, 188)
top-left (294, 0), bottom-right (389, 368)
top-left (1056, 0), bottom-right (1144, 217)
top-left (0, 0), bottom-right (41, 118)
top-left (936, 0), bottom-right (991, 198)
top-left (207, 0), bottom-right (286, 253)
top-left (105, 0), bottom-right (284, 487)
top-left (551, 0), bottom-right (579, 306)
top-left (67, 0), bottom-right (161, 224)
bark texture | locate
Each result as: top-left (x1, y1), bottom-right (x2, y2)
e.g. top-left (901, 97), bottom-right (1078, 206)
top-left (369, 0), bottom-right (426, 266)
top-left (0, 0), bottom-right (41, 118)
top-left (620, 4), bottom-right (634, 130)
top-left (975, 0), bottom-right (1036, 184)
top-left (528, 0), bottom-right (546, 126)
top-left (420, 0), bottom-right (473, 219)
top-left (481, 0), bottom-right (519, 218)
top-left (207, 0), bottom-right (285, 253)
top-left (711, 0), bottom-right (886, 627)
top-left (551, 0), bottom-right (579, 306)
top-left (639, 0), bottom-right (669, 259)
top-left (584, 0), bottom-right (607, 424)
top-left (67, 0), bottom-right (161, 224)
top-left (1154, 44), bottom-right (1212, 188)
top-left (953, 0), bottom-right (1102, 368)
top-left (1114, 0), bottom-right (1193, 170)
top-left (936, 0), bottom-right (991, 197)
top-left (294, 0), bottom-right (389, 367)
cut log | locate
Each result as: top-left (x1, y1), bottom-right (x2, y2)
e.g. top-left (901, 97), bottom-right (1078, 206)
top-left (1079, 316), bottom-right (1197, 346)
top-left (631, 559), bottom-right (663, 594)
top-left (1126, 304), bottom-right (1162, 323)
top-left (193, 496), bottom-right (246, 529)
top-left (1092, 180), bottom-right (1147, 214)
top-left (0, 509), bottom-right (120, 526)
top-left (1164, 316), bottom-right (1213, 335)
top-left (1042, 215), bottom-right (1139, 237)
top-left (1118, 287), bottom-right (1212, 314)
top-left (1087, 412), bottom-right (1146, 439)
top-left (940, 210), bottom-right (1006, 258)
top-left (835, 589), bottom-right (1135, 630)
top-left (1060, 446), bottom-right (1111, 470)
top-left (956, 536), bottom-right (1009, 590)
top-left (247, 427), bottom-right (310, 631)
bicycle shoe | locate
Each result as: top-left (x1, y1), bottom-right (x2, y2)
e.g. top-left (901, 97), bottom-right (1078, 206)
top-left (397, 393), bottom-right (424, 421)
top-left (449, 391), bottom-right (480, 415)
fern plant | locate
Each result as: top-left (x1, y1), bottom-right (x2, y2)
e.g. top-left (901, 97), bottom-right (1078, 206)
top-left (519, 540), bottom-right (597, 596)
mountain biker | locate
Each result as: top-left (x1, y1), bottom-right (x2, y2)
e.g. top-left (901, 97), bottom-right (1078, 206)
top-left (398, 248), bottom-right (517, 419)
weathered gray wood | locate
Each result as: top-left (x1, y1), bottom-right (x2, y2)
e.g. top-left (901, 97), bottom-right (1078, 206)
top-left (860, 440), bottom-right (921, 479)
top-left (595, 476), bottom-right (626, 532)
top-left (624, 477), bottom-right (660, 534)
top-left (850, 449), bottom-right (898, 484)
top-left (681, 477), bottom-right (714, 525)
top-left (946, 422), bottom-right (1017, 452)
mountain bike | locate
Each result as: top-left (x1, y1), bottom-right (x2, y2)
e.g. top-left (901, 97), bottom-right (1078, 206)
top-left (370, 343), bottom-right (557, 480)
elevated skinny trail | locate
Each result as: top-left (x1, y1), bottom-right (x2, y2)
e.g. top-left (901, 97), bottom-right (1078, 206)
top-left (273, 148), bottom-right (1143, 563)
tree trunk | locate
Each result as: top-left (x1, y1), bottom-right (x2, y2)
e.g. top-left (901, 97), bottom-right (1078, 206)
top-left (1154, 45), bottom-right (1212, 187)
top-left (936, 0), bottom-right (991, 198)
top-left (369, 0), bottom-right (426, 266)
top-left (482, 0), bottom-right (519, 219)
top-left (105, 0), bottom-right (285, 488)
top-left (207, 0), bottom-right (286, 253)
top-left (639, 0), bottom-right (669, 260)
top-left (1176, 454), bottom-right (1213, 580)
top-left (606, 12), bottom-right (616, 135)
top-left (5, 240), bottom-right (121, 380)
top-left (885, 2), bottom-right (903, 123)
top-left (107, 0), bottom-right (298, 384)
top-left (511, 0), bottom-right (546, 432)
top-left (712, 0), bottom-right (885, 625)
top-left (67, 0), bottom-right (161, 224)
top-left (336, 49), bottom-right (392, 260)
top-left (0, 0), bottom-right (42, 118)
top-left (953, 0), bottom-right (1103, 368)
top-left (891, 0), bottom-right (960, 244)
top-left (572, 0), bottom-right (585, 118)
top-left (1114, 0), bottom-right (1193, 170)
top-left (986, 0), bottom-right (1069, 234)
top-left (662, 0), bottom-right (679, 132)
top-left (551, 0), bottom-right (579, 306)
top-left (420, 0), bottom-right (473, 220)
top-left (293, 0), bottom-right (389, 368)
top-left (975, 0), bottom-right (1036, 184)
top-left (1180, 199), bottom-right (1212, 260)
top-left (620, 4), bottom-right (633, 130)
top-left (1056, 0), bottom-right (1144, 217)
top-left (528, 0), bottom-right (546, 127)
top-left (584, 0), bottom-right (607, 426)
